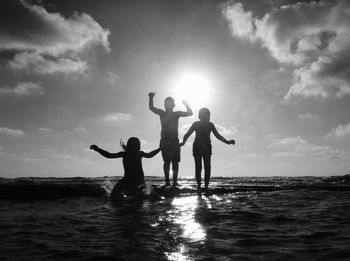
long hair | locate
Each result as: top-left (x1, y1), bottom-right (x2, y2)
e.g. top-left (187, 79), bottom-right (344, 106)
top-left (120, 137), bottom-right (140, 153)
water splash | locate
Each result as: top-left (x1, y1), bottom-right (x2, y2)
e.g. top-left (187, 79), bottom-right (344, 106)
top-left (101, 177), bottom-right (113, 195)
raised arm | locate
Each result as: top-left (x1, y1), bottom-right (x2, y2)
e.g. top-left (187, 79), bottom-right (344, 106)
top-left (210, 124), bottom-right (235, 146)
top-left (142, 148), bottom-right (161, 158)
top-left (90, 145), bottom-right (124, 158)
top-left (179, 100), bottom-right (193, 117)
top-left (148, 92), bottom-right (163, 115)
top-left (180, 124), bottom-right (195, 146)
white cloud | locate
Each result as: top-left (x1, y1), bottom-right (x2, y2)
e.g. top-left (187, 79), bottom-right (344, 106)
top-left (100, 113), bottom-right (132, 123)
top-left (271, 151), bottom-right (300, 158)
top-left (1, 1), bottom-right (109, 74)
top-left (0, 127), bottom-right (24, 137)
top-left (325, 122), bottom-right (350, 138)
top-left (215, 125), bottom-right (237, 137)
top-left (241, 153), bottom-right (263, 159)
top-left (298, 113), bottom-right (318, 119)
top-left (285, 55), bottom-right (350, 99)
top-left (271, 135), bottom-right (349, 160)
top-left (62, 126), bottom-right (89, 136)
top-left (272, 136), bottom-right (307, 146)
top-left (39, 128), bottom-right (53, 132)
top-left (0, 82), bottom-right (43, 96)
top-left (107, 71), bottom-right (120, 84)
top-left (222, 0), bottom-right (350, 99)
top-left (222, 2), bottom-right (256, 41)
top-left (179, 123), bottom-right (237, 137)
top-left (9, 52), bottom-right (87, 74)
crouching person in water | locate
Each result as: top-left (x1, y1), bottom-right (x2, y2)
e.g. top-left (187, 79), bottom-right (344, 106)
top-left (90, 137), bottom-right (160, 201)
top-left (180, 108), bottom-right (235, 196)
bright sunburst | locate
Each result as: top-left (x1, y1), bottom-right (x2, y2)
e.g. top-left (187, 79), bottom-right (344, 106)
top-left (171, 72), bottom-right (212, 110)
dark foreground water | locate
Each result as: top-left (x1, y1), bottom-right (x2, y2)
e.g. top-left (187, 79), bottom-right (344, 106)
top-left (1, 176), bottom-right (350, 261)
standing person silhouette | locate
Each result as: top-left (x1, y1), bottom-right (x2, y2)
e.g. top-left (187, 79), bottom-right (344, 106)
top-left (148, 92), bottom-right (193, 187)
top-left (180, 108), bottom-right (235, 195)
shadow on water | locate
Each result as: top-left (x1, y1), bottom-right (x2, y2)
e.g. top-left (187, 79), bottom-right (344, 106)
top-left (100, 199), bottom-right (165, 260)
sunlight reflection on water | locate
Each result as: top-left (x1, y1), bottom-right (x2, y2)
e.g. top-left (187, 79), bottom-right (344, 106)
top-left (165, 196), bottom-right (206, 261)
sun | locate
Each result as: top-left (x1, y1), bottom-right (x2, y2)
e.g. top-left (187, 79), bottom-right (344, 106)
top-left (171, 72), bottom-right (212, 110)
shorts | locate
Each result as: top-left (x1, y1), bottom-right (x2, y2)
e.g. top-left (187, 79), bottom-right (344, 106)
top-left (193, 142), bottom-right (212, 157)
top-left (160, 137), bottom-right (180, 162)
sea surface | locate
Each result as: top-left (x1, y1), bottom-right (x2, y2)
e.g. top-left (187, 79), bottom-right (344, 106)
top-left (1, 175), bottom-right (350, 261)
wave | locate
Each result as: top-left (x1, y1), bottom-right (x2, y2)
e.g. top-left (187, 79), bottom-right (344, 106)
top-left (0, 175), bottom-right (349, 200)
top-left (0, 178), bottom-right (107, 200)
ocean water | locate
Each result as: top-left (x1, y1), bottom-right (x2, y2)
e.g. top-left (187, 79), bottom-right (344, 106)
top-left (1, 176), bottom-right (350, 261)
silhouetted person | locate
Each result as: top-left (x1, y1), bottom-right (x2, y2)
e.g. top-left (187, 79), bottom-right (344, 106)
top-left (148, 92), bottom-right (193, 187)
top-left (180, 108), bottom-right (235, 195)
top-left (90, 137), bottom-right (160, 200)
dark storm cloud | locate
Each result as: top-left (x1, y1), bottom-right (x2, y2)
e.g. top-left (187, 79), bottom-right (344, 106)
top-left (0, 0), bottom-right (109, 74)
top-left (223, 0), bottom-right (350, 99)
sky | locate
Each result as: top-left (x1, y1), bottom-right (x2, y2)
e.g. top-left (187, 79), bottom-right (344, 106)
top-left (0, 0), bottom-right (350, 178)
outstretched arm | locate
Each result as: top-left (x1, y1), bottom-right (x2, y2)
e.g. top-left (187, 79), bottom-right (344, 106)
top-left (90, 145), bottom-right (124, 158)
top-left (179, 100), bottom-right (193, 117)
top-left (180, 124), bottom-right (195, 146)
top-left (148, 92), bottom-right (163, 115)
top-left (142, 148), bottom-right (161, 158)
top-left (211, 124), bottom-right (235, 146)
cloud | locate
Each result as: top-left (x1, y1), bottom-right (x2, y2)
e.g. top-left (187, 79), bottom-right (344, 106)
top-left (0, 127), bottom-right (24, 137)
top-left (179, 124), bottom-right (237, 137)
top-left (72, 126), bottom-right (88, 134)
top-left (106, 71), bottom-right (120, 84)
top-left (38, 128), bottom-right (53, 132)
top-left (271, 135), bottom-right (349, 160)
top-left (297, 113), bottom-right (318, 119)
top-left (100, 113), bottom-right (132, 123)
top-left (215, 125), bottom-right (237, 137)
top-left (62, 126), bottom-right (88, 135)
top-left (222, 2), bottom-right (256, 41)
top-left (285, 55), bottom-right (350, 99)
top-left (271, 151), bottom-right (299, 158)
top-left (222, 0), bottom-right (350, 99)
top-left (0, 82), bottom-right (43, 96)
top-left (325, 122), bottom-right (350, 138)
top-left (272, 136), bottom-right (307, 146)
top-left (0, 0), bottom-right (109, 74)
top-left (241, 153), bottom-right (263, 159)
top-left (9, 52), bottom-right (87, 74)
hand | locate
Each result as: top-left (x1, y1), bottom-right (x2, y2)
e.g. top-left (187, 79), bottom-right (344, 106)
top-left (148, 92), bottom-right (156, 98)
top-left (229, 140), bottom-right (235, 146)
top-left (90, 144), bottom-right (99, 151)
top-left (181, 100), bottom-right (189, 105)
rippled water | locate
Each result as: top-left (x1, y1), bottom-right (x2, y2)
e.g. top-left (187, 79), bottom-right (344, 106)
top-left (1, 177), bottom-right (350, 260)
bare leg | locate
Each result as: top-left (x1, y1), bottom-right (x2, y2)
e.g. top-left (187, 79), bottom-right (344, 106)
top-left (194, 156), bottom-right (202, 193)
top-left (163, 161), bottom-right (171, 186)
top-left (203, 155), bottom-right (211, 191)
top-left (172, 161), bottom-right (179, 187)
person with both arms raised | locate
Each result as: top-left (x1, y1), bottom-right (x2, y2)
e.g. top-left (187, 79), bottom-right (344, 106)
top-left (148, 92), bottom-right (193, 188)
